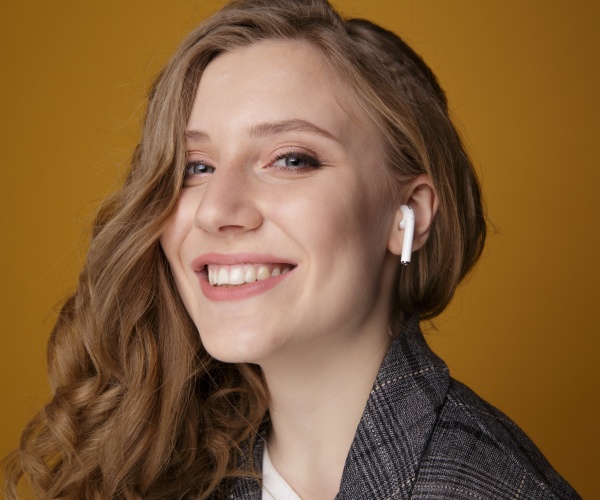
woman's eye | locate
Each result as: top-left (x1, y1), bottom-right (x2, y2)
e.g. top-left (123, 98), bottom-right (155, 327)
top-left (184, 162), bottom-right (215, 178)
top-left (272, 153), bottom-right (321, 171)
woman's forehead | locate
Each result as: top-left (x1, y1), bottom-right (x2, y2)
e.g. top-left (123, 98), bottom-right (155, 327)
top-left (189, 39), bottom-right (369, 140)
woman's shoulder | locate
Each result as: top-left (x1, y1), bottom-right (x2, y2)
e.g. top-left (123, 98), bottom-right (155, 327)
top-left (413, 378), bottom-right (580, 499)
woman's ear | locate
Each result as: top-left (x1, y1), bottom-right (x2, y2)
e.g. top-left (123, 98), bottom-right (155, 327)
top-left (387, 174), bottom-right (438, 256)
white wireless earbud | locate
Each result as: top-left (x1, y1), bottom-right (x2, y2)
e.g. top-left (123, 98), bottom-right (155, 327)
top-left (399, 205), bottom-right (415, 265)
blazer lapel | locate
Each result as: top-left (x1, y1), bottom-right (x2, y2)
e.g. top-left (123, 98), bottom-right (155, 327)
top-left (335, 319), bottom-right (450, 499)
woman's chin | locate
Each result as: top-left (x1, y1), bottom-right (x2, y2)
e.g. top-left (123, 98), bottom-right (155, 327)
top-left (198, 328), bottom-right (284, 365)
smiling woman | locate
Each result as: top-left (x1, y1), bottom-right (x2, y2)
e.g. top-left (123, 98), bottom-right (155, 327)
top-left (1, 0), bottom-right (582, 499)
top-left (161, 40), bottom-right (403, 366)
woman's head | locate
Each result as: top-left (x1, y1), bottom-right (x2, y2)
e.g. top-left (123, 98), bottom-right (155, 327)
top-left (160, 38), bottom-right (405, 364)
top-left (145, 0), bottom-right (485, 340)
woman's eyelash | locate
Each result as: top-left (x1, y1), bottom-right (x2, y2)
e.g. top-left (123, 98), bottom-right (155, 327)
top-left (272, 152), bottom-right (322, 170)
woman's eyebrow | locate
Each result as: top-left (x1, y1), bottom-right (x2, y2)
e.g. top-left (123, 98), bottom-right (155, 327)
top-left (185, 129), bottom-right (210, 143)
top-left (248, 119), bottom-right (340, 142)
top-left (184, 119), bottom-right (340, 144)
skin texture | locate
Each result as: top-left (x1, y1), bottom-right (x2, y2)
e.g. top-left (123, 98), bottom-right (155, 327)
top-left (160, 40), bottom-right (437, 499)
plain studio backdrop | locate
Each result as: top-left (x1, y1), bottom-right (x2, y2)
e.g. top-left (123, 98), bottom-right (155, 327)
top-left (1, 1), bottom-right (598, 496)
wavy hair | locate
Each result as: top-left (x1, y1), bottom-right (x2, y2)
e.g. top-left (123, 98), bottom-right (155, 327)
top-left (3, 0), bottom-right (485, 497)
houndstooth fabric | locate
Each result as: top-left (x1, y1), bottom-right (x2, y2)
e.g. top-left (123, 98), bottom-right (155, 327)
top-left (230, 319), bottom-right (579, 499)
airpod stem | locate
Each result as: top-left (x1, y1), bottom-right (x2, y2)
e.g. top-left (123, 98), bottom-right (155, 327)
top-left (399, 205), bottom-right (415, 265)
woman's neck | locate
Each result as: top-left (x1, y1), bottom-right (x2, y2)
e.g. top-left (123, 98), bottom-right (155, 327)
top-left (261, 327), bottom-right (390, 500)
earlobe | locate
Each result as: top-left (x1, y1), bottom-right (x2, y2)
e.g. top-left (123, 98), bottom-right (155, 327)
top-left (387, 174), bottom-right (438, 259)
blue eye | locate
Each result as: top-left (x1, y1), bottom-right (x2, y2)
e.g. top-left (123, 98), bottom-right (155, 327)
top-left (182, 161), bottom-right (215, 187)
top-left (273, 153), bottom-right (321, 171)
top-left (282, 157), bottom-right (309, 167)
top-left (184, 162), bottom-right (215, 177)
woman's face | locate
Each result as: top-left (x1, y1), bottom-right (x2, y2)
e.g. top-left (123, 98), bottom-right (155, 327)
top-left (160, 40), bottom-right (402, 364)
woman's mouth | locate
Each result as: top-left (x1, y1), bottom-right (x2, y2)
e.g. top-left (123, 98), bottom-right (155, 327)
top-left (192, 254), bottom-right (297, 300)
top-left (204, 263), bottom-right (295, 287)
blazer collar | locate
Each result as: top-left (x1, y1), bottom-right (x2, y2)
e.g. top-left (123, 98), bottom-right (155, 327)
top-left (231, 318), bottom-right (450, 499)
top-left (335, 317), bottom-right (449, 498)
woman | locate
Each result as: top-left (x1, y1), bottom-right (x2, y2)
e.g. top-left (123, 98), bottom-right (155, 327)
top-left (3, 0), bottom-right (579, 498)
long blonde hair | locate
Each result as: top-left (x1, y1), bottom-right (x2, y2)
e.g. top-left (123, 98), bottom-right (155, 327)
top-left (3, 0), bottom-right (485, 497)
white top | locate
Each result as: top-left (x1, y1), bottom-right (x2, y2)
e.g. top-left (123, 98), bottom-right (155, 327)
top-left (261, 446), bottom-right (302, 500)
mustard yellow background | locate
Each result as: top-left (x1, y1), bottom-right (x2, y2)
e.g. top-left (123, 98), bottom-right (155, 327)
top-left (1, 1), bottom-right (598, 496)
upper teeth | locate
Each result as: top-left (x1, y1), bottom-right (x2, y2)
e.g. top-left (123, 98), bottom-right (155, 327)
top-left (207, 264), bottom-right (292, 286)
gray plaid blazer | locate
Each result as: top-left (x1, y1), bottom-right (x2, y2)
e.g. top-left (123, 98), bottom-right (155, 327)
top-left (230, 319), bottom-right (579, 499)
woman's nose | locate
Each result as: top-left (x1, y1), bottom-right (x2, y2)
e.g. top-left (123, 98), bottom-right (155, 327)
top-left (193, 167), bottom-right (263, 236)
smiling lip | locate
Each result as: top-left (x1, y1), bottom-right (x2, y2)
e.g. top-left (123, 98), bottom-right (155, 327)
top-left (192, 253), bottom-right (297, 302)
